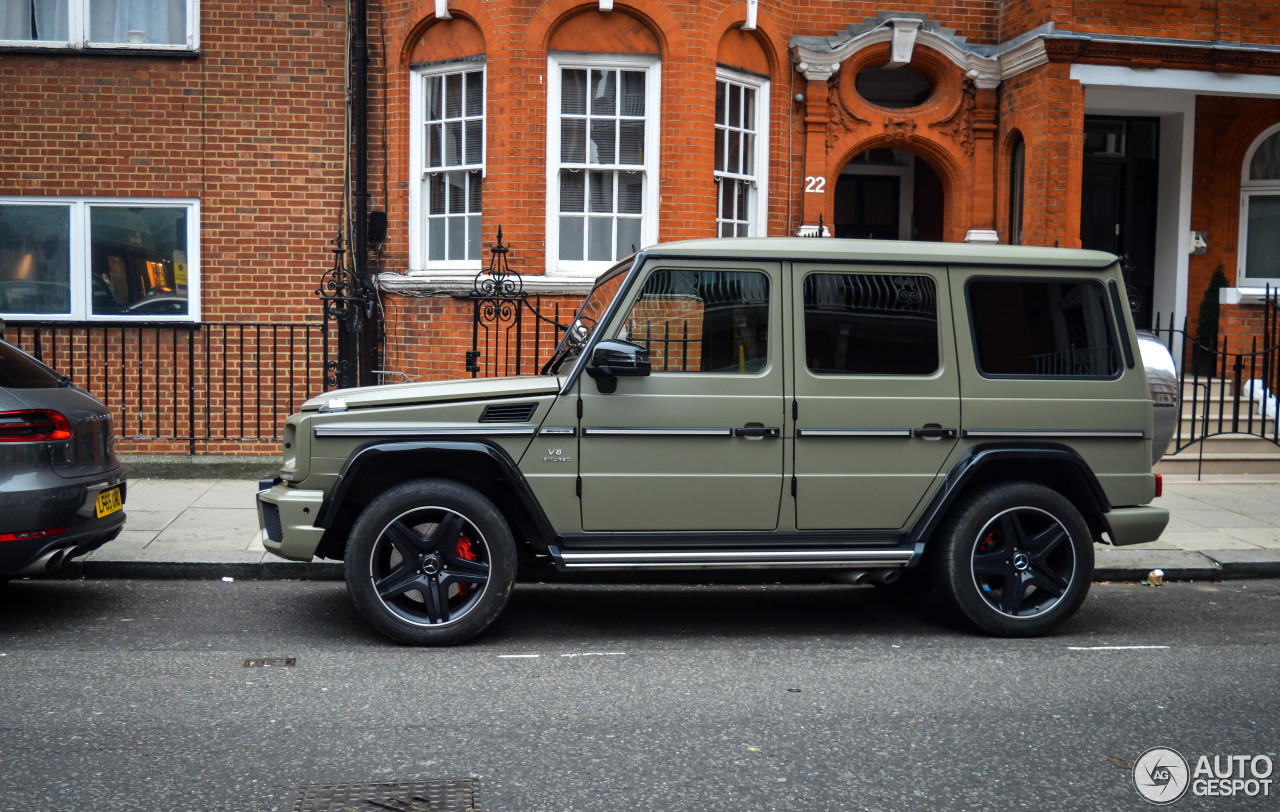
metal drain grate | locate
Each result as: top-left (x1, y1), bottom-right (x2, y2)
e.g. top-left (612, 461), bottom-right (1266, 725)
top-left (290, 780), bottom-right (476, 812)
top-left (244, 657), bottom-right (296, 668)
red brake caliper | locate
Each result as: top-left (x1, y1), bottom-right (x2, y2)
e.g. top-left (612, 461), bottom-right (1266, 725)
top-left (454, 534), bottom-right (477, 598)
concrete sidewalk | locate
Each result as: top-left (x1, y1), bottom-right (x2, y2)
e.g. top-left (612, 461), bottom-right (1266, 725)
top-left (53, 474), bottom-right (1280, 582)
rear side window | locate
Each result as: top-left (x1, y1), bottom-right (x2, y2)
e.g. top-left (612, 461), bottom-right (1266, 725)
top-left (803, 273), bottom-right (939, 375)
top-left (0, 340), bottom-right (62, 389)
top-left (967, 278), bottom-right (1119, 378)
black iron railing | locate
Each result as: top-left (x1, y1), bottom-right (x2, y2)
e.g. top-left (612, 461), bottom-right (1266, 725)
top-left (1152, 285), bottom-right (1280, 470)
top-left (3, 321), bottom-right (328, 451)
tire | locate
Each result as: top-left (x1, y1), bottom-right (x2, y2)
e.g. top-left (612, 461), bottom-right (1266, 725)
top-left (933, 482), bottom-right (1093, 637)
top-left (344, 479), bottom-right (517, 646)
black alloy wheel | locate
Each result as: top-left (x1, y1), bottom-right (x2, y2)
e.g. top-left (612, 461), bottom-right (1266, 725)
top-left (345, 480), bottom-right (516, 645)
top-left (935, 482), bottom-right (1093, 636)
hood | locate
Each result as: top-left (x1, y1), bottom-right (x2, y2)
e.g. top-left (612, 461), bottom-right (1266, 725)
top-left (301, 375), bottom-right (563, 411)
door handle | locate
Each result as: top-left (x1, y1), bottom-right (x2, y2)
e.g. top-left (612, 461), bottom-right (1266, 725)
top-left (735, 426), bottom-right (780, 438)
top-left (913, 427), bottom-right (957, 439)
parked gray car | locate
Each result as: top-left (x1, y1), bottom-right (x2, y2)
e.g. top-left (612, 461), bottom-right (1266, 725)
top-left (0, 335), bottom-right (126, 577)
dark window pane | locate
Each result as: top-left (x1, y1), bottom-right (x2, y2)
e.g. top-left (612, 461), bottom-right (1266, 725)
top-left (968, 278), bottom-right (1120, 377)
top-left (1245, 195), bottom-right (1280, 280)
top-left (562, 69), bottom-right (587, 115)
top-left (561, 119), bottom-right (586, 163)
top-left (560, 171), bottom-right (585, 213)
top-left (620, 71), bottom-right (645, 116)
top-left (559, 216), bottom-right (584, 261)
top-left (618, 120), bottom-right (644, 165)
top-left (803, 273), bottom-right (938, 375)
top-left (624, 270), bottom-right (770, 373)
top-left (590, 119), bottom-right (616, 164)
top-left (89, 206), bottom-right (189, 316)
top-left (0, 204), bottom-right (71, 316)
top-left (445, 72), bottom-right (462, 118)
top-left (465, 71), bottom-right (483, 117)
top-left (590, 70), bottom-right (616, 116)
top-left (426, 76), bottom-right (442, 120)
top-left (715, 80), bottom-right (726, 126)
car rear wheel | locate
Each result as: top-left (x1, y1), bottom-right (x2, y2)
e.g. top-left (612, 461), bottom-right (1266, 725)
top-left (934, 483), bottom-right (1093, 636)
top-left (344, 479), bottom-right (516, 646)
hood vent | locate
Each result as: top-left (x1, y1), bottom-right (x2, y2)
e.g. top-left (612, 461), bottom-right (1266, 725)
top-left (478, 402), bottom-right (538, 423)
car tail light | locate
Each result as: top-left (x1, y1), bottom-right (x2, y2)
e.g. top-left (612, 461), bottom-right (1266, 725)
top-left (0, 409), bottom-right (72, 443)
top-left (0, 527), bottom-right (66, 542)
top-left (1154, 474), bottom-right (1163, 498)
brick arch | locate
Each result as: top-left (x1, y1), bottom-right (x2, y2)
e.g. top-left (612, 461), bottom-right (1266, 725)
top-left (997, 119), bottom-right (1030, 244)
top-left (527, 0), bottom-right (686, 60)
top-left (829, 134), bottom-right (971, 242)
top-left (708, 7), bottom-right (785, 79)
top-left (394, 1), bottom-right (496, 65)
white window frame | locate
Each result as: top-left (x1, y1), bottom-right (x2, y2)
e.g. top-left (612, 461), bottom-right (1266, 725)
top-left (0, 196), bottom-right (200, 322)
top-left (1238, 123), bottom-right (1280, 289)
top-left (546, 52), bottom-right (660, 278)
top-left (714, 68), bottom-right (769, 238)
top-left (0, 0), bottom-right (199, 51)
top-left (408, 59), bottom-right (486, 272)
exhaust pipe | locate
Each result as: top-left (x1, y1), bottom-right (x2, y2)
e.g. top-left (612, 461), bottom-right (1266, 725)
top-left (869, 569), bottom-right (901, 586)
top-left (831, 569), bottom-right (870, 585)
top-left (13, 546), bottom-right (69, 576)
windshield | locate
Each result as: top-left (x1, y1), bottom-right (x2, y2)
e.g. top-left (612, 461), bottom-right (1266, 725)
top-left (542, 256), bottom-right (636, 375)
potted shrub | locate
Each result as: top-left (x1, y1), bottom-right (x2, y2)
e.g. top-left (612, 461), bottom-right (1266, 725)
top-left (1193, 263), bottom-right (1228, 377)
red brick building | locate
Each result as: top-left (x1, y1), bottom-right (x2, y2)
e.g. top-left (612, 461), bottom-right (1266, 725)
top-left (3, 1), bottom-right (1280, 453)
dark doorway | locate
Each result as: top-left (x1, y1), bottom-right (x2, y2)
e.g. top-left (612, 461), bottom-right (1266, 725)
top-left (834, 174), bottom-right (899, 239)
top-left (834, 150), bottom-right (944, 241)
top-left (1080, 116), bottom-right (1159, 329)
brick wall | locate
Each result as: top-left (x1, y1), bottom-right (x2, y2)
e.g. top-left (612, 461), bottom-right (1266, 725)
top-left (1, 0), bottom-right (347, 453)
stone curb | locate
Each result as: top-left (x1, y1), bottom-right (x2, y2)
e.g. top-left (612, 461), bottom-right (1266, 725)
top-left (121, 454), bottom-right (282, 480)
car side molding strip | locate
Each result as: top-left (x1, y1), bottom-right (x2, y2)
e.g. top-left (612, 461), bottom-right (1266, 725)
top-left (314, 425), bottom-right (536, 438)
top-left (798, 428), bottom-right (913, 438)
top-left (582, 427), bottom-right (734, 437)
top-left (548, 547), bottom-right (914, 570)
top-left (962, 429), bottom-right (1144, 439)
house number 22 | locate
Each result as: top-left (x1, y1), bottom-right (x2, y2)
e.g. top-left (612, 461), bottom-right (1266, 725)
top-left (804, 176), bottom-right (826, 193)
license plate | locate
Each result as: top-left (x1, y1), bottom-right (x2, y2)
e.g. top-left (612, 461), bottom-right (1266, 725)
top-left (95, 486), bottom-right (123, 519)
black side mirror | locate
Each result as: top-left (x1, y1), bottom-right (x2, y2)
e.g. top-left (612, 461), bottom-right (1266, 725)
top-left (586, 339), bottom-right (651, 393)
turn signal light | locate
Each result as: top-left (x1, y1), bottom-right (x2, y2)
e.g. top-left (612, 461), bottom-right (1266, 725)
top-left (0, 409), bottom-right (72, 443)
top-left (1154, 474), bottom-right (1163, 498)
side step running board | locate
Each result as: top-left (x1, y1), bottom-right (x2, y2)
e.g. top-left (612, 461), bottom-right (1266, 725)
top-left (547, 547), bottom-right (915, 571)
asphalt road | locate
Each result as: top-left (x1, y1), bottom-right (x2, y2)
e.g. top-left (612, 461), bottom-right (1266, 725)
top-left (1, 577), bottom-right (1278, 811)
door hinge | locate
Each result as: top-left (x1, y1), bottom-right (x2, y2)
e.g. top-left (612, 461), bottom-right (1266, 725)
top-left (790, 476), bottom-right (797, 497)
top-left (791, 400), bottom-right (798, 420)
top-left (577, 398), bottom-right (583, 419)
top-left (576, 475), bottom-right (582, 497)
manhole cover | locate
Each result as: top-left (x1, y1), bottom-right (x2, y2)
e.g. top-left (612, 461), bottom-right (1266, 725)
top-left (290, 780), bottom-right (476, 812)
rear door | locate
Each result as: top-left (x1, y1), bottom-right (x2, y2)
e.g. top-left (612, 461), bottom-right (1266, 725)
top-left (790, 264), bottom-right (960, 530)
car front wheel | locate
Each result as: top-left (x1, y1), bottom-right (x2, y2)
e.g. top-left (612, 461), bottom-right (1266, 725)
top-left (934, 483), bottom-right (1093, 636)
top-left (344, 479), bottom-right (516, 645)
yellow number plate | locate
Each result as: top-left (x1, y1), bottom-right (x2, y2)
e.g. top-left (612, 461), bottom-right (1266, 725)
top-left (95, 487), bottom-right (123, 519)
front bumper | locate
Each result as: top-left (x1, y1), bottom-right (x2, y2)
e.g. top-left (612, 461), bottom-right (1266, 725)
top-left (257, 480), bottom-right (327, 562)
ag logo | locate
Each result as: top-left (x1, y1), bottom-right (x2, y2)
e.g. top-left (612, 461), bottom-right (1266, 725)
top-left (1134, 747), bottom-right (1190, 805)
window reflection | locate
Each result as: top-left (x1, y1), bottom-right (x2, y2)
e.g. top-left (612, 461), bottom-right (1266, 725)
top-left (90, 206), bottom-right (189, 316)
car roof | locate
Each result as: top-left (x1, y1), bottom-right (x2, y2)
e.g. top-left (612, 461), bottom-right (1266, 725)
top-left (639, 237), bottom-right (1117, 270)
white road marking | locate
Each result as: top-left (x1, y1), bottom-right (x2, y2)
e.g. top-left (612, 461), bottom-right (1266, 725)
top-left (1067, 645), bottom-right (1170, 651)
top-left (497, 654), bottom-right (541, 659)
top-left (560, 652), bottom-right (626, 658)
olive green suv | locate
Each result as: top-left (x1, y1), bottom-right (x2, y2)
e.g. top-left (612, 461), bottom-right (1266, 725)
top-left (257, 238), bottom-right (1172, 644)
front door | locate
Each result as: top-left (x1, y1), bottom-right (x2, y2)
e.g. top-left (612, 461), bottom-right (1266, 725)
top-left (791, 265), bottom-right (960, 530)
top-left (1081, 116), bottom-right (1159, 329)
top-left (577, 262), bottom-right (786, 532)
top-left (834, 174), bottom-right (901, 240)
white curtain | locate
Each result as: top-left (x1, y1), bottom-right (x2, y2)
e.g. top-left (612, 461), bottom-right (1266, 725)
top-left (90, 0), bottom-right (183, 44)
top-left (0, 1), bottom-right (69, 41)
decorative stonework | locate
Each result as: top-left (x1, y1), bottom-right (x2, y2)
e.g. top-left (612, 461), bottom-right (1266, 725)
top-left (930, 78), bottom-right (976, 156)
top-left (825, 91), bottom-right (870, 150)
top-left (883, 118), bottom-right (917, 145)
